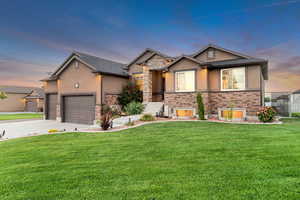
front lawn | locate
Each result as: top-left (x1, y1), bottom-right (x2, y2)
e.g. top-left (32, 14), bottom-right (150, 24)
top-left (0, 113), bottom-right (43, 121)
top-left (1, 120), bottom-right (300, 199)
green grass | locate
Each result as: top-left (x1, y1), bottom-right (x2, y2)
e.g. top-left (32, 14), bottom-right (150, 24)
top-left (0, 113), bottom-right (43, 121)
top-left (1, 120), bottom-right (300, 200)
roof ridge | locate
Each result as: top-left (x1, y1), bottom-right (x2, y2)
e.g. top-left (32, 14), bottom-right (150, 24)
top-left (191, 44), bottom-right (255, 59)
top-left (73, 51), bottom-right (125, 65)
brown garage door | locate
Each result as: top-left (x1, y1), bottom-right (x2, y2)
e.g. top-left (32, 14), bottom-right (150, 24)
top-left (63, 95), bottom-right (95, 124)
top-left (25, 99), bottom-right (37, 112)
top-left (47, 94), bottom-right (57, 120)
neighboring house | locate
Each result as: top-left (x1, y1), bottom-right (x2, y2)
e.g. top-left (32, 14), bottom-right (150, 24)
top-left (0, 86), bottom-right (44, 112)
top-left (42, 44), bottom-right (268, 124)
top-left (290, 90), bottom-right (300, 114)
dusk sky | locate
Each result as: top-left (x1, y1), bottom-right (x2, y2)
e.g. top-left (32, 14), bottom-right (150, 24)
top-left (0, 0), bottom-right (300, 92)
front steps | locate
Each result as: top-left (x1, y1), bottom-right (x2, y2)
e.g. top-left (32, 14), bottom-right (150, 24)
top-left (143, 102), bottom-right (164, 116)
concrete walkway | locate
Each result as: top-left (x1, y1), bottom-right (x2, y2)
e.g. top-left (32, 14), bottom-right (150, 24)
top-left (0, 120), bottom-right (91, 140)
top-left (0, 112), bottom-right (43, 114)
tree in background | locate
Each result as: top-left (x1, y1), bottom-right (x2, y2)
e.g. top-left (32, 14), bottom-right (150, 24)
top-left (0, 92), bottom-right (7, 100)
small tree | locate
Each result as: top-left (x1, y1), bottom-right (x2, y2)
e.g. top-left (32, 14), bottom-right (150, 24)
top-left (0, 92), bottom-right (7, 100)
top-left (117, 82), bottom-right (143, 109)
top-left (100, 105), bottom-right (113, 130)
top-left (197, 93), bottom-right (205, 120)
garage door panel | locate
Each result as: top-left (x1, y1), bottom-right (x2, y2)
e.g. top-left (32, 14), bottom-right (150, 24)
top-left (47, 94), bottom-right (57, 120)
top-left (64, 95), bottom-right (95, 124)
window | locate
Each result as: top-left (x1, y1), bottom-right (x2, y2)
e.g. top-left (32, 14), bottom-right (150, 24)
top-left (207, 49), bottom-right (215, 59)
top-left (175, 70), bottom-right (195, 92)
top-left (218, 108), bottom-right (246, 121)
top-left (221, 67), bottom-right (245, 90)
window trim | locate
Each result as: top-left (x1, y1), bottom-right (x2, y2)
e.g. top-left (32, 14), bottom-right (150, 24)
top-left (220, 67), bottom-right (246, 91)
top-left (174, 70), bottom-right (196, 92)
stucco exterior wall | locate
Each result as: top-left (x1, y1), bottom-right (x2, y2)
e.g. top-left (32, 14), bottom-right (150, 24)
top-left (59, 60), bottom-right (98, 95)
top-left (44, 81), bottom-right (57, 93)
top-left (0, 93), bottom-right (26, 112)
top-left (102, 75), bottom-right (128, 105)
top-left (247, 65), bottom-right (261, 89)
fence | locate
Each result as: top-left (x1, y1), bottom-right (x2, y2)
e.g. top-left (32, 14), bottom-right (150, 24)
top-left (265, 92), bottom-right (290, 117)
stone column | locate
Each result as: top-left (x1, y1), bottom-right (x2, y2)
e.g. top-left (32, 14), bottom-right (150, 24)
top-left (143, 66), bottom-right (152, 103)
top-left (56, 79), bottom-right (62, 122)
top-left (94, 74), bottom-right (102, 125)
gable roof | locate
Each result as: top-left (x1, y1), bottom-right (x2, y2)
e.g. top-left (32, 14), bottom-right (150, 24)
top-left (25, 88), bottom-right (45, 99)
top-left (125, 48), bottom-right (173, 69)
top-left (49, 51), bottom-right (128, 79)
top-left (0, 86), bottom-right (43, 96)
top-left (153, 56), bottom-right (203, 71)
top-left (202, 58), bottom-right (268, 80)
top-left (191, 44), bottom-right (253, 59)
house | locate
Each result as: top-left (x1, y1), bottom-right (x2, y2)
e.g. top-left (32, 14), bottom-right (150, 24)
top-left (0, 86), bottom-right (44, 112)
top-left (42, 44), bottom-right (268, 124)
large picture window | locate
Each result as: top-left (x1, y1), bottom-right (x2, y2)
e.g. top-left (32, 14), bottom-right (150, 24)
top-left (175, 70), bottom-right (195, 92)
top-left (221, 67), bottom-right (245, 90)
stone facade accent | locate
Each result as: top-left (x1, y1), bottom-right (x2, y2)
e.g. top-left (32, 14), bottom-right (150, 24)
top-left (104, 94), bottom-right (119, 106)
top-left (95, 105), bottom-right (101, 123)
top-left (56, 104), bottom-right (61, 122)
top-left (147, 55), bottom-right (171, 69)
top-left (164, 92), bottom-right (209, 117)
top-left (164, 91), bottom-right (261, 117)
top-left (143, 66), bottom-right (152, 103)
top-left (209, 91), bottom-right (261, 116)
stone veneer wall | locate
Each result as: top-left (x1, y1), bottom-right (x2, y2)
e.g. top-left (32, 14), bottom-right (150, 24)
top-left (164, 92), bottom-right (209, 115)
top-left (104, 94), bottom-right (119, 106)
top-left (209, 91), bottom-right (261, 116)
top-left (164, 91), bottom-right (261, 117)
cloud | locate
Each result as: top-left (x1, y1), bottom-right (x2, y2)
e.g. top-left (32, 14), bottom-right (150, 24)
top-left (253, 42), bottom-right (300, 92)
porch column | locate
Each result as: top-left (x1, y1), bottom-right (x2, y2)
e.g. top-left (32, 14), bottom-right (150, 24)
top-left (56, 79), bottom-right (62, 122)
top-left (95, 74), bottom-right (102, 125)
top-left (143, 66), bottom-right (152, 103)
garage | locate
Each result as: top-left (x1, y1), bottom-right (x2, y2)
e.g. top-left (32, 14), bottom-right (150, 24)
top-left (47, 94), bottom-right (57, 120)
top-left (63, 95), bottom-right (95, 124)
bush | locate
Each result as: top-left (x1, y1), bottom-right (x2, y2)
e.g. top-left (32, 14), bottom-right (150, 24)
top-left (118, 82), bottom-right (143, 109)
top-left (140, 114), bottom-right (155, 121)
top-left (257, 107), bottom-right (276, 123)
top-left (291, 112), bottom-right (300, 118)
top-left (124, 101), bottom-right (144, 115)
top-left (0, 92), bottom-right (7, 100)
top-left (101, 105), bottom-right (113, 130)
top-left (197, 93), bottom-right (205, 120)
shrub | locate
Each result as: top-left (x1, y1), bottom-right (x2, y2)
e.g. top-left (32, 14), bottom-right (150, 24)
top-left (0, 92), bottom-right (7, 100)
top-left (257, 107), bottom-right (276, 123)
top-left (118, 82), bottom-right (143, 109)
top-left (101, 105), bottom-right (113, 130)
top-left (291, 112), bottom-right (300, 118)
top-left (197, 93), bottom-right (205, 120)
top-left (140, 114), bottom-right (155, 121)
top-left (124, 101), bottom-right (144, 115)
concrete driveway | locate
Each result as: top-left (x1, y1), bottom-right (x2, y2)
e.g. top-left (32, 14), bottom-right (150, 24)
top-left (0, 120), bottom-right (91, 140)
